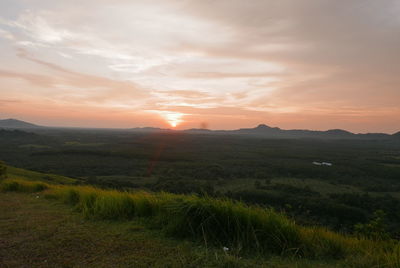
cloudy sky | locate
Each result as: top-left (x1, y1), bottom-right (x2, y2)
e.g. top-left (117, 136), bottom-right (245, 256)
top-left (0, 0), bottom-right (399, 132)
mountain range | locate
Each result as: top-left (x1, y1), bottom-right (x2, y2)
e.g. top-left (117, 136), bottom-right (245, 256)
top-left (0, 118), bottom-right (398, 140)
top-left (185, 124), bottom-right (396, 140)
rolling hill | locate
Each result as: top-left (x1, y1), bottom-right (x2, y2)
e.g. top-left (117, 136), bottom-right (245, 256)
top-left (0, 118), bottom-right (41, 129)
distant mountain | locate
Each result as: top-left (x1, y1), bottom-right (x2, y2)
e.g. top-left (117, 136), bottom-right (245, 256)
top-left (225, 124), bottom-right (354, 139)
top-left (0, 119), bottom-right (41, 129)
top-left (238, 124), bottom-right (281, 133)
top-left (324, 129), bottom-right (353, 136)
top-left (193, 124), bottom-right (393, 140)
top-left (1, 118), bottom-right (398, 140)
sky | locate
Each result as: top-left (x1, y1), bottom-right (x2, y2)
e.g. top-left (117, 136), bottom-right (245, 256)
top-left (0, 0), bottom-right (399, 133)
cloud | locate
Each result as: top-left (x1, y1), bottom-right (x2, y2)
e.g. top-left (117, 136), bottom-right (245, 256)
top-left (0, 69), bottom-right (55, 87)
top-left (0, 99), bottom-right (22, 107)
top-left (0, 28), bottom-right (14, 40)
top-left (166, 1), bottom-right (399, 121)
top-left (1, 48), bottom-right (152, 106)
top-left (155, 90), bottom-right (211, 99)
top-left (5, 10), bottom-right (75, 44)
top-left (0, 0), bottom-right (399, 132)
top-left (183, 71), bottom-right (285, 79)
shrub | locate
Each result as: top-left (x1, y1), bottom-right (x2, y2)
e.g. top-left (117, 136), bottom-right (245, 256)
top-left (0, 179), bottom-right (48, 193)
top-left (355, 210), bottom-right (390, 240)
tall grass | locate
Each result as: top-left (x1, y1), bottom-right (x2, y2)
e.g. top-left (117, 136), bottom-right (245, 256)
top-left (2, 179), bottom-right (400, 266)
top-left (0, 179), bottom-right (48, 193)
top-left (158, 196), bottom-right (303, 255)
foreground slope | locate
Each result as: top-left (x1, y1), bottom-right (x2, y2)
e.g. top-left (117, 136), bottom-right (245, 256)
top-left (0, 192), bottom-right (342, 268)
top-left (1, 177), bottom-right (400, 267)
top-left (0, 193), bottom-right (223, 268)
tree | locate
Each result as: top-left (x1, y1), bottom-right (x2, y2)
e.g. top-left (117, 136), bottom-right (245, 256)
top-left (254, 180), bottom-right (262, 189)
top-left (0, 161), bottom-right (7, 179)
top-left (354, 210), bottom-right (390, 240)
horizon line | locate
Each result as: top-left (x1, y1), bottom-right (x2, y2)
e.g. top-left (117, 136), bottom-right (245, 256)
top-left (1, 118), bottom-right (398, 135)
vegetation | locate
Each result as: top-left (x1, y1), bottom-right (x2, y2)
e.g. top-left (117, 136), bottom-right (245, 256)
top-left (2, 178), bottom-right (400, 267)
top-left (0, 160), bottom-right (6, 179)
top-left (1, 128), bottom-right (400, 266)
top-left (2, 192), bottom-right (287, 268)
top-left (1, 128), bottom-right (400, 237)
top-left (355, 210), bottom-right (390, 240)
top-left (6, 165), bottom-right (78, 185)
top-left (0, 179), bottom-right (47, 192)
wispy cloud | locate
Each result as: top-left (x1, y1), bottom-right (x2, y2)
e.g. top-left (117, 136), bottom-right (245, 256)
top-left (0, 0), bottom-right (399, 132)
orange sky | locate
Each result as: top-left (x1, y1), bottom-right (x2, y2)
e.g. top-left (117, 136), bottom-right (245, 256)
top-left (0, 0), bottom-right (399, 133)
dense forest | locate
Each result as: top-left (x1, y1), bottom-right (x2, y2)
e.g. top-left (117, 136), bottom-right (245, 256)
top-left (1, 128), bottom-right (400, 238)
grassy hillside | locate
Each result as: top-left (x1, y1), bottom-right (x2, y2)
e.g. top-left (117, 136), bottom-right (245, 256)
top-left (6, 165), bottom-right (78, 185)
top-left (1, 178), bottom-right (400, 267)
top-left (1, 192), bottom-right (270, 268)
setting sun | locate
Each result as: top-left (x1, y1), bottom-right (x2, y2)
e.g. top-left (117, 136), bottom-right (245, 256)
top-left (160, 111), bottom-right (185, 128)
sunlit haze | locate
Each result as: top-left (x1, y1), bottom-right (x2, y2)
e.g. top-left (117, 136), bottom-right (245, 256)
top-left (0, 0), bottom-right (399, 132)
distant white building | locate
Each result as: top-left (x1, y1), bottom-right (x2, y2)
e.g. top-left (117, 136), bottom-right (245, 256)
top-left (312, 161), bottom-right (333, 166)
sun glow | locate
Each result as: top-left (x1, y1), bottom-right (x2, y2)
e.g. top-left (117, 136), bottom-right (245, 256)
top-left (147, 110), bottom-right (185, 128)
top-left (163, 112), bottom-right (185, 128)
